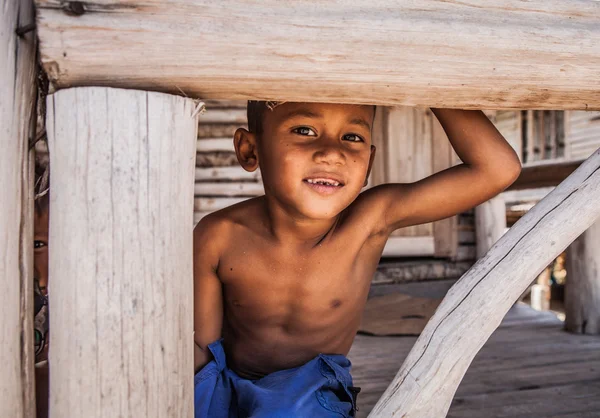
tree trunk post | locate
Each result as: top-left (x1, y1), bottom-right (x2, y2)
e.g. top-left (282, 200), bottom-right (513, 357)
top-left (0, 1), bottom-right (38, 416)
top-left (565, 221), bottom-right (600, 334)
top-left (475, 195), bottom-right (506, 259)
top-left (46, 87), bottom-right (198, 417)
top-left (369, 148), bottom-right (600, 418)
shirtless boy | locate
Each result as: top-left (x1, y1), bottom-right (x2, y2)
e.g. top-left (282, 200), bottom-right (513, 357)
top-left (193, 102), bottom-right (521, 417)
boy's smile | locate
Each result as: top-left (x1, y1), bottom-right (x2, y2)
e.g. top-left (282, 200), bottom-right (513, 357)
top-left (234, 102), bottom-right (376, 221)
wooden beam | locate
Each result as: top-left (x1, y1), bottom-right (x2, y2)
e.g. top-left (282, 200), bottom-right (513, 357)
top-left (565, 221), bottom-right (600, 334)
top-left (35, 0), bottom-right (600, 110)
top-left (369, 148), bottom-right (600, 417)
top-left (0, 1), bottom-right (37, 416)
top-left (46, 88), bottom-right (196, 417)
top-left (507, 159), bottom-right (584, 191)
top-left (475, 196), bottom-right (506, 259)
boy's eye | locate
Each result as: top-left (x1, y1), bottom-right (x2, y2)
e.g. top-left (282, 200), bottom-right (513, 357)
top-left (343, 134), bottom-right (364, 143)
top-left (292, 127), bottom-right (317, 136)
top-left (34, 240), bottom-right (47, 250)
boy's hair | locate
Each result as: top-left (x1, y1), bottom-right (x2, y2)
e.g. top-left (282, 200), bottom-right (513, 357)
top-left (247, 101), bottom-right (281, 136)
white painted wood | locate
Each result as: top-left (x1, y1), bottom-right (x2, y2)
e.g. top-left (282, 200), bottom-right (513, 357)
top-left (381, 237), bottom-right (435, 258)
top-left (35, 0), bottom-right (600, 110)
top-left (0, 1), bottom-right (37, 416)
top-left (196, 137), bottom-right (235, 153)
top-left (196, 166), bottom-right (261, 181)
top-left (565, 221), bottom-right (600, 334)
top-left (194, 182), bottom-right (264, 197)
top-left (475, 195), bottom-right (507, 259)
top-left (369, 148), bottom-right (600, 417)
top-left (46, 87), bottom-right (197, 418)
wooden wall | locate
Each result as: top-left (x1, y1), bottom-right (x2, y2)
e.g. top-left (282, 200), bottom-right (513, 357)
top-left (565, 111), bottom-right (600, 161)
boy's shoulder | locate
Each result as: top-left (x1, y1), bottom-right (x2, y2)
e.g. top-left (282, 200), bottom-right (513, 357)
top-left (194, 196), bottom-right (265, 249)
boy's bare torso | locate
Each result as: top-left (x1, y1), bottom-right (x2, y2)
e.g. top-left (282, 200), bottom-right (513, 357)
top-left (193, 103), bottom-right (521, 381)
top-left (212, 196), bottom-right (386, 379)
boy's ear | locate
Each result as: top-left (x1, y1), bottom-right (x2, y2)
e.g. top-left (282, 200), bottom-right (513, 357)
top-left (364, 145), bottom-right (376, 187)
top-left (233, 128), bottom-right (259, 172)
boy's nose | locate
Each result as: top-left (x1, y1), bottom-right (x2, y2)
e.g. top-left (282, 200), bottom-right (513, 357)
top-left (313, 144), bottom-right (346, 166)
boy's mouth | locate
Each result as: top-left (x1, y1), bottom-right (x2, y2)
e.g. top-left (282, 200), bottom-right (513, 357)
top-left (302, 176), bottom-right (345, 195)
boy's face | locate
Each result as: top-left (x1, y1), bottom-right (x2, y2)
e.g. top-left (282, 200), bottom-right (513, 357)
top-left (235, 102), bottom-right (375, 220)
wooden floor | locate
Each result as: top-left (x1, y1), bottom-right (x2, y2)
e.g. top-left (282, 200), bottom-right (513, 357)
top-left (348, 303), bottom-right (600, 418)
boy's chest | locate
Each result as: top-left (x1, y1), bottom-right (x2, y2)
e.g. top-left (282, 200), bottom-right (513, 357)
top-left (216, 233), bottom-right (377, 322)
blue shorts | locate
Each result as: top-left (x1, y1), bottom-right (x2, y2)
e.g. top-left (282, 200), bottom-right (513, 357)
top-left (194, 339), bottom-right (360, 417)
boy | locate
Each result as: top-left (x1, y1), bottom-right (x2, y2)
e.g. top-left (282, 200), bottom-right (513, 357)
top-left (194, 102), bottom-right (521, 417)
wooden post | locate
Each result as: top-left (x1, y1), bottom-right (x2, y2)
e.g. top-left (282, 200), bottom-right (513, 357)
top-left (0, 1), bottom-right (38, 417)
top-left (46, 87), bottom-right (197, 417)
top-left (475, 196), bottom-right (506, 259)
top-left (565, 221), bottom-right (600, 334)
top-left (368, 148), bottom-right (600, 418)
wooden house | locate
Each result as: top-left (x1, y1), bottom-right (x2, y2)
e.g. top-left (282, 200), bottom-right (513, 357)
top-left (3, 1), bottom-right (600, 417)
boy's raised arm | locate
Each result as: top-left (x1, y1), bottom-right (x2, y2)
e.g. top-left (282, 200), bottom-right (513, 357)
top-left (364, 109), bottom-right (521, 234)
top-left (193, 216), bottom-right (224, 372)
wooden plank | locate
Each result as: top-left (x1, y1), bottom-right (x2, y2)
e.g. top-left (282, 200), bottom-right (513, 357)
top-left (198, 123), bottom-right (243, 139)
top-left (35, 0), bottom-right (600, 110)
top-left (194, 182), bottom-right (263, 197)
top-left (526, 110), bottom-right (535, 163)
top-left (196, 152), bottom-right (238, 168)
top-left (196, 137), bottom-right (235, 152)
top-left (46, 87), bottom-right (196, 417)
top-left (195, 166), bottom-right (261, 181)
top-left (381, 236), bottom-right (435, 257)
top-left (507, 158), bottom-right (585, 191)
top-left (368, 148), bottom-right (600, 417)
top-left (199, 107), bottom-right (246, 124)
top-left (475, 195), bottom-right (506, 258)
top-left (372, 260), bottom-right (471, 285)
top-left (0, 1), bottom-right (37, 416)
top-left (565, 220), bottom-right (600, 334)
top-left (431, 111), bottom-right (458, 258)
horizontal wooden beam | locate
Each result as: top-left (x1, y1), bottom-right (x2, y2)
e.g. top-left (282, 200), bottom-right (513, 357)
top-left (35, 0), bottom-right (600, 109)
top-left (507, 159), bottom-right (584, 191)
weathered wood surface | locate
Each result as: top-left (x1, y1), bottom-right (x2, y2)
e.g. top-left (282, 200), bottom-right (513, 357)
top-left (373, 260), bottom-right (471, 285)
top-left (369, 148), bottom-right (600, 417)
top-left (35, 0), bottom-right (600, 109)
top-left (349, 304), bottom-right (600, 418)
top-left (475, 195), bottom-right (506, 258)
top-left (507, 159), bottom-right (584, 191)
top-left (0, 1), bottom-right (37, 416)
top-left (46, 87), bottom-right (197, 417)
top-left (565, 221), bottom-right (600, 334)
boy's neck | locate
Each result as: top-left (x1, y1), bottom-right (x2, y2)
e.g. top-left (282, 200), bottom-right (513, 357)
top-left (261, 196), bottom-right (340, 247)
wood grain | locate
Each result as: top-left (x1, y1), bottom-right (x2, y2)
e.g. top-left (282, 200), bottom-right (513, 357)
top-left (0, 1), bottom-right (37, 416)
top-left (369, 148), bottom-right (600, 417)
top-left (565, 220), bottom-right (600, 334)
top-left (35, 0), bottom-right (600, 109)
top-left (46, 87), bottom-right (197, 418)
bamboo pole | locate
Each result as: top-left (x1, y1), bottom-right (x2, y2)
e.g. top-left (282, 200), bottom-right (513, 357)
top-left (46, 87), bottom-right (197, 418)
top-left (369, 148), bottom-right (600, 417)
top-left (35, 0), bottom-right (600, 110)
top-left (0, 1), bottom-right (38, 416)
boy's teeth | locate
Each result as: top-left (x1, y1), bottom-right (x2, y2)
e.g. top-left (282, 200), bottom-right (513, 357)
top-left (306, 178), bottom-right (340, 186)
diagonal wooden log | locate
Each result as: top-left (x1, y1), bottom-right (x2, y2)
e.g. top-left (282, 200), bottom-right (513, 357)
top-left (1, 1), bottom-right (38, 416)
top-left (35, 0), bottom-right (600, 110)
top-left (369, 148), bottom-right (600, 417)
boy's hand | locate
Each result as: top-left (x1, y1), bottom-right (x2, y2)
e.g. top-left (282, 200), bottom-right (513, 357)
top-left (360, 109), bottom-right (521, 234)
